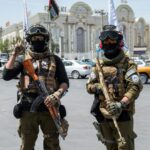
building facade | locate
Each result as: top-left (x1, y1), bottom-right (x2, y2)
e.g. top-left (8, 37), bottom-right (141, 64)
top-left (1, 1), bottom-right (150, 59)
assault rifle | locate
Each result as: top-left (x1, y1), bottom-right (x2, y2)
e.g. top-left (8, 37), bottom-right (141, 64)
top-left (23, 59), bottom-right (66, 139)
top-left (96, 51), bottom-right (126, 146)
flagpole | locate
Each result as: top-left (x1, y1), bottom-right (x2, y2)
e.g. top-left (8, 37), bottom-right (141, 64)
top-left (22, 0), bottom-right (29, 50)
top-left (23, 0), bottom-right (29, 33)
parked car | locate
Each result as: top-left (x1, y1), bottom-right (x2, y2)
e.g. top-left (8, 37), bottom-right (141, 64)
top-left (137, 66), bottom-right (150, 84)
top-left (0, 59), bottom-right (7, 78)
top-left (0, 53), bottom-right (9, 61)
top-left (80, 58), bottom-right (96, 67)
top-left (134, 59), bottom-right (146, 67)
top-left (131, 57), bottom-right (146, 67)
top-left (63, 60), bottom-right (92, 79)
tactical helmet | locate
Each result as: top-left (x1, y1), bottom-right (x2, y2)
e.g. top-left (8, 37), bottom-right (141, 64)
top-left (26, 24), bottom-right (49, 42)
top-left (26, 24), bottom-right (50, 55)
top-left (99, 25), bottom-right (124, 58)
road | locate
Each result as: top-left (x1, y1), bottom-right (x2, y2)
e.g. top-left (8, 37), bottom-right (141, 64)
top-left (0, 79), bottom-right (150, 150)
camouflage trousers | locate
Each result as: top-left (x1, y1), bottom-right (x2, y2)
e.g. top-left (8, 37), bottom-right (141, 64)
top-left (99, 117), bottom-right (137, 150)
top-left (18, 111), bottom-right (60, 150)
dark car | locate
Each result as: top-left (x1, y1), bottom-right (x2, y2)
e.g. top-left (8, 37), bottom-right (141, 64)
top-left (80, 58), bottom-right (96, 67)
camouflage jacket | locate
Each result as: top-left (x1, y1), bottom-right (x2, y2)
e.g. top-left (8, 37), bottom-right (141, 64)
top-left (86, 50), bottom-right (143, 113)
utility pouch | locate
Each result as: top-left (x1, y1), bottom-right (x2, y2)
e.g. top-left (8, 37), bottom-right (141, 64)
top-left (13, 91), bottom-right (23, 119)
top-left (13, 102), bottom-right (23, 119)
top-left (90, 95), bottom-right (104, 122)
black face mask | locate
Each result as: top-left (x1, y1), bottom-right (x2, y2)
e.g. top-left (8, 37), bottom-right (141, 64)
top-left (103, 43), bottom-right (120, 59)
top-left (104, 49), bottom-right (121, 59)
top-left (31, 40), bottom-right (46, 53)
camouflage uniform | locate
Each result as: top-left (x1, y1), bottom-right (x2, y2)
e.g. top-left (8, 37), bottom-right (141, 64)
top-left (3, 52), bottom-right (69, 150)
top-left (3, 24), bottom-right (69, 150)
top-left (86, 50), bottom-right (143, 150)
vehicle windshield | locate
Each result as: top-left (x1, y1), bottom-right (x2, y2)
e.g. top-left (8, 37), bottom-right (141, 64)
top-left (146, 62), bottom-right (150, 66)
top-left (75, 60), bottom-right (87, 65)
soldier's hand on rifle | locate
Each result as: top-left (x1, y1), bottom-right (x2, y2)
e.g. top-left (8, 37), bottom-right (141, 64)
top-left (44, 89), bottom-right (63, 108)
top-left (106, 101), bottom-right (123, 117)
top-left (12, 41), bottom-right (25, 57)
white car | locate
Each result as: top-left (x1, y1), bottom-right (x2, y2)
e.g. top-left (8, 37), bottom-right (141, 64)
top-left (134, 59), bottom-right (146, 67)
top-left (63, 60), bottom-right (92, 79)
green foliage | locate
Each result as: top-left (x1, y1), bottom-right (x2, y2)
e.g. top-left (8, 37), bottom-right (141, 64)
top-left (0, 39), bottom-right (9, 53)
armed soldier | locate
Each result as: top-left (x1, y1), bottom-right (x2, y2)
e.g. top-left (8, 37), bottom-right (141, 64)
top-left (3, 24), bottom-right (69, 150)
top-left (86, 25), bottom-right (143, 150)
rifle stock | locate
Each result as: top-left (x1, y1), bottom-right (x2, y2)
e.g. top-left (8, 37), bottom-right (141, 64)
top-left (96, 57), bottom-right (126, 146)
top-left (23, 59), bottom-right (66, 139)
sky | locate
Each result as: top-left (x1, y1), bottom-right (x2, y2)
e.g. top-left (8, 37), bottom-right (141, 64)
top-left (0, 0), bottom-right (150, 28)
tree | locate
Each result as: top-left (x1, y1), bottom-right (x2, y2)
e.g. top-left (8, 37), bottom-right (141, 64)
top-left (0, 39), bottom-right (9, 53)
top-left (0, 36), bottom-right (22, 53)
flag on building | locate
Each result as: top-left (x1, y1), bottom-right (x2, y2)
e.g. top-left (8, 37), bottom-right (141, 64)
top-left (48, 0), bottom-right (59, 20)
top-left (108, 0), bottom-right (129, 55)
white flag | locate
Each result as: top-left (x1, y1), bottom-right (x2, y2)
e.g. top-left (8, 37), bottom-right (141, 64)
top-left (23, 0), bottom-right (29, 32)
top-left (108, 0), bottom-right (118, 28)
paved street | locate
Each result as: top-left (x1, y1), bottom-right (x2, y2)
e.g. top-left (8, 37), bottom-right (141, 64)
top-left (0, 79), bottom-right (150, 150)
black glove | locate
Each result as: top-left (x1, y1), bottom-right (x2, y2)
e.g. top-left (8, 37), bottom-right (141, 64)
top-left (106, 101), bottom-right (127, 117)
top-left (44, 89), bottom-right (63, 108)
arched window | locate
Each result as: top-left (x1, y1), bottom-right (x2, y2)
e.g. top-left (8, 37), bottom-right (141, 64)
top-left (76, 27), bottom-right (85, 53)
top-left (138, 35), bottom-right (142, 46)
top-left (122, 25), bottom-right (127, 40)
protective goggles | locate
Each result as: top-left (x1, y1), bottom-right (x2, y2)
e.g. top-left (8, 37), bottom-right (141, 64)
top-left (31, 36), bottom-right (45, 41)
top-left (28, 27), bottom-right (48, 35)
top-left (99, 31), bottom-right (121, 41)
top-left (103, 38), bottom-right (117, 44)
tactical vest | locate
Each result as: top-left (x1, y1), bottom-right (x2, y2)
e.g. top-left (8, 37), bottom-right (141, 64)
top-left (17, 55), bottom-right (58, 96)
top-left (98, 56), bottom-right (130, 116)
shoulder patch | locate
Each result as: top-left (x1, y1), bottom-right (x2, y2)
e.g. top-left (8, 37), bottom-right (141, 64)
top-left (131, 74), bottom-right (140, 83)
top-left (126, 68), bottom-right (136, 77)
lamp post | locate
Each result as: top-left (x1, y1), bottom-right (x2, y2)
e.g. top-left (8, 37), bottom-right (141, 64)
top-left (44, 5), bottom-right (52, 50)
top-left (95, 9), bottom-right (107, 31)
